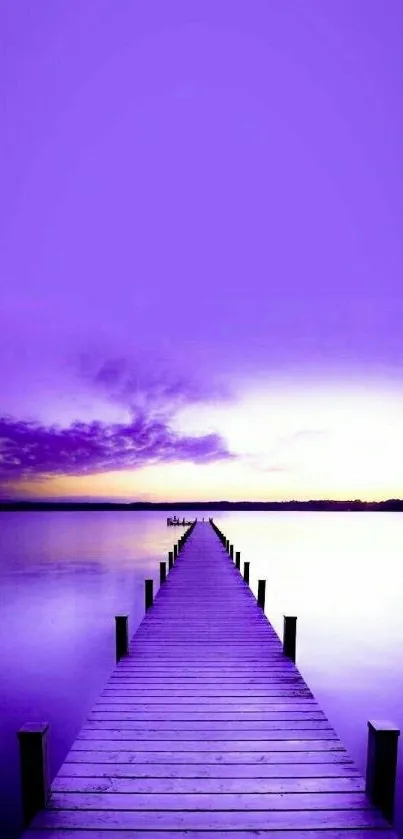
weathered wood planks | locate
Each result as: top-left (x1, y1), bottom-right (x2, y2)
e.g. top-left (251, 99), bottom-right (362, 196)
top-left (23, 521), bottom-right (398, 838)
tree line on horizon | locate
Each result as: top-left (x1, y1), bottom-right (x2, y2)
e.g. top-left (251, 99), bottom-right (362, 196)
top-left (1, 499), bottom-right (403, 511)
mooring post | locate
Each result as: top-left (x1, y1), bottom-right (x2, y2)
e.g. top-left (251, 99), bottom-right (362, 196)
top-left (145, 578), bottom-right (153, 610)
top-left (235, 551), bottom-right (241, 570)
top-left (257, 579), bottom-right (266, 610)
top-left (168, 550), bottom-right (173, 570)
top-left (243, 561), bottom-right (250, 584)
top-left (283, 615), bottom-right (297, 662)
top-left (366, 721), bottom-right (400, 822)
top-left (225, 538), bottom-right (229, 552)
top-left (115, 615), bottom-right (129, 662)
top-left (174, 544), bottom-right (178, 560)
top-left (160, 561), bottom-right (166, 585)
top-left (17, 723), bottom-right (50, 826)
top-left (229, 544), bottom-right (234, 559)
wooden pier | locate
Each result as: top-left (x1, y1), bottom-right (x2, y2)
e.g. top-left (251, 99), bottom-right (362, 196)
top-left (21, 520), bottom-right (399, 837)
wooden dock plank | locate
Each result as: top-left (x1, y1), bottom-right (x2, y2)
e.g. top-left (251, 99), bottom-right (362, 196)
top-left (51, 776), bottom-right (365, 793)
top-left (23, 521), bottom-right (397, 837)
top-left (62, 750), bottom-right (358, 765)
top-left (21, 832), bottom-right (398, 839)
top-left (55, 761), bottom-right (362, 778)
top-left (26, 809), bottom-right (391, 830)
top-left (75, 729), bottom-right (341, 741)
top-left (47, 790), bottom-right (373, 810)
top-left (81, 719), bottom-right (333, 729)
top-left (69, 740), bottom-right (347, 751)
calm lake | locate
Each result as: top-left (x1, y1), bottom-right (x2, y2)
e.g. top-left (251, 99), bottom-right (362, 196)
top-left (0, 511), bottom-right (402, 838)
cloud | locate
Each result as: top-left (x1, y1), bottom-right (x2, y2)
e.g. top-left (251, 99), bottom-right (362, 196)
top-left (0, 413), bottom-right (234, 484)
top-left (77, 353), bottom-right (232, 415)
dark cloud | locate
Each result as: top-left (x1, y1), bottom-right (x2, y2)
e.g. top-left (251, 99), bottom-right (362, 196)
top-left (0, 413), bottom-right (234, 483)
top-left (77, 353), bottom-right (232, 414)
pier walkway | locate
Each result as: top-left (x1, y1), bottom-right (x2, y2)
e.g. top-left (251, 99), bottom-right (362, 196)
top-left (24, 521), bottom-right (397, 837)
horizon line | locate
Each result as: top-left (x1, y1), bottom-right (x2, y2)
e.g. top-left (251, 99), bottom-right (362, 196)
top-left (1, 498), bottom-right (403, 506)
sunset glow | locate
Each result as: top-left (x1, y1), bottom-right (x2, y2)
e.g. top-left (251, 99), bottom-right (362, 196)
top-left (1, 2), bottom-right (402, 502)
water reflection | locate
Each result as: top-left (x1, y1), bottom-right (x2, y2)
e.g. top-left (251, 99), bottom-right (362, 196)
top-left (0, 511), bottom-right (174, 838)
top-left (0, 511), bottom-right (402, 837)
top-left (217, 511), bottom-right (403, 836)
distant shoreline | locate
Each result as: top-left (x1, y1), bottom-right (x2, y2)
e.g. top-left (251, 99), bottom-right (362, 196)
top-left (1, 500), bottom-right (402, 512)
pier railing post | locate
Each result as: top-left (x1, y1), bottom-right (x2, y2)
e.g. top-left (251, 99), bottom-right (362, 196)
top-left (283, 615), bottom-right (297, 662)
top-left (366, 721), bottom-right (400, 822)
top-left (230, 544), bottom-right (234, 559)
top-left (257, 579), bottom-right (266, 610)
top-left (243, 562), bottom-right (250, 584)
top-left (235, 551), bottom-right (241, 570)
top-left (174, 544), bottom-right (178, 560)
top-left (168, 551), bottom-right (174, 570)
top-left (145, 579), bottom-right (153, 611)
top-left (160, 561), bottom-right (167, 585)
top-left (17, 723), bottom-right (50, 826)
top-left (115, 615), bottom-right (129, 662)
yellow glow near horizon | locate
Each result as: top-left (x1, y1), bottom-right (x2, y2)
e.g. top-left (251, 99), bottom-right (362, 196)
top-left (10, 380), bottom-right (403, 501)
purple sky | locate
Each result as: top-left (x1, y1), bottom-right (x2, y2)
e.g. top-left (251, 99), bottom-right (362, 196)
top-left (1, 2), bottom-right (403, 500)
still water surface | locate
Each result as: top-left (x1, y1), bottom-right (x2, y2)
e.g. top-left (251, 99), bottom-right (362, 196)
top-left (0, 511), bottom-right (402, 837)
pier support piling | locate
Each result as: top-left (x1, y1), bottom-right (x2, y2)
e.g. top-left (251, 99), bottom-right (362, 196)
top-left (257, 579), bottom-right (266, 610)
top-left (283, 615), bottom-right (297, 662)
top-left (17, 723), bottom-right (50, 826)
top-left (145, 579), bottom-right (154, 611)
top-left (366, 720), bottom-right (400, 823)
top-left (168, 551), bottom-right (174, 570)
top-left (243, 562), bottom-right (250, 584)
top-left (160, 561), bottom-right (167, 585)
top-left (235, 551), bottom-right (241, 570)
top-left (115, 615), bottom-right (129, 662)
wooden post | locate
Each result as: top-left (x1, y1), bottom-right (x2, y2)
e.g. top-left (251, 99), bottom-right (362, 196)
top-left (115, 615), bottom-right (129, 662)
top-left (17, 723), bottom-right (50, 826)
top-left (283, 615), bottom-right (297, 662)
top-left (229, 544), bottom-right (234, 559)
top-left (225, 539), bottom-right (229, 552)
top-left (235, 551), bottom-right (241, 570)
top-left (174, 544), bottom-right (178, 560)
top-left (366, 721), bottom-right (400, 822)
top-left (243, 561), bottom-right (250, 584)
top-left (168, 550), bottom-right (173, 570)
top-left (257, 579), bottom-right (266, 610)
top-left (145, 579), bottom-right (153, 610)
top-left (160, 561), bottom-right (166, 585)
